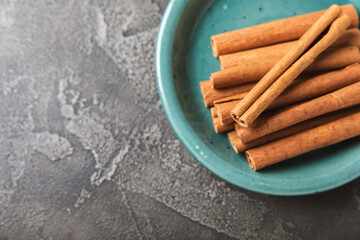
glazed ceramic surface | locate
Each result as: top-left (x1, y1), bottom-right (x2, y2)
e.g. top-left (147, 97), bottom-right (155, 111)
top-left (156, 0), bottom-right (360, 195)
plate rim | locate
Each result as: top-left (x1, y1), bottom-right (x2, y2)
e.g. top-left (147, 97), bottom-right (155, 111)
top-left (155, 0), bottom-right (360, 196)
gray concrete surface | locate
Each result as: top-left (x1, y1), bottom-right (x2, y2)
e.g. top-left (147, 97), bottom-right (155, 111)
top-left (0, 0), bottom-right (360, 239)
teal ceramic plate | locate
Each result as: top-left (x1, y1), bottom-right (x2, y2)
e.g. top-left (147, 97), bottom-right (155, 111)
top-left (155, 0), bottom-right (360, 195)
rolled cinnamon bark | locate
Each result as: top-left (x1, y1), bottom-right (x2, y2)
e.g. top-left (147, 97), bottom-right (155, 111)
top-left (235, 14), bottom-right (352, 127)
top-left (234, 107), bottom-right (360, 152)
top-left (227, 131), bottom-right (241, 153)
top-left (219, 28), bottom-right (360, 70)
top-left (200, 81), bottom-right (255, 108)
top-left (219, 41), bottom-right (294, 70)
top-left (211, 4), bottom-right (358, 57)
top-left (246, 111), bottom-right (360, 170)
top-left (211, 46), bottom-right (360, 89)
top-left (237, 81), bottom-right (360, 143)
top-left (210, 108), bottom-right (234, 133)
top-left (216, 64), bottom-right (360, 124)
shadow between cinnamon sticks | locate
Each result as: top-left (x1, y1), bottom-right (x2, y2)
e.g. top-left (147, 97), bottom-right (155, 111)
top-left (237, 81), bottom-right (360, 144)
top-left (246, 110), bottom-right (360, 171)
top-left (216, 64), bottom-right (360, 125)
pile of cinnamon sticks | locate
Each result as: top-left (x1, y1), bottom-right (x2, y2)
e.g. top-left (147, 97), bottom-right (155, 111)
top-left (200, 4), bottom-right (360, 170)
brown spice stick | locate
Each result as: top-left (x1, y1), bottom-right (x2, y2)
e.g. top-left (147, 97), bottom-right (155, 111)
top-left (246, 111), bottom-right (360, 170)
top-left (236, 14), bottom-right (352, 127)
top-left (216, 64), bottom-right (360, 124)
top-left (233, 107), bottom-right (360, 153)
top-left (219, 28), bottom-right (360, 70)
top-left (210, 108), bottom-right (234, 133)
top-left (211, 46), bottom-right (360, 89)
top-left (227, 131), bottom-right (241, 153)
top-left (200, 81), bottom-right (255, 108)
top-left (237, 81), bottom-right (360, 144)
top-left (211, 4), bottom-right (358, 57)
top-left (219, 41), bottom-right (294, 70)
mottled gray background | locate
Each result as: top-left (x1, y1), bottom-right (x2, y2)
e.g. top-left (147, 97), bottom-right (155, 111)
top-left (0, 0), bottom-right (360, 239)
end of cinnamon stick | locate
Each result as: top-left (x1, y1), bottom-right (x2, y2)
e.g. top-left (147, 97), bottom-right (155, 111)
top-left (330, 14), bottom-right (352, 34)
top-left (246, 151), bottom-right (257, 170)
top-left (211, 36), bottom-right (219, 58)
top-left (218, 55), bottom-right (225, 70)
top-left (227, 131), bottom-right (240, 153)
top-left (230, 110), bottom-right (246, 127)
top-left (199, 81), bottom-right (211, 108)
top-left (238, 119), bottom-right (249, 128)
top-left (341, 4), bottom-right (359, 28)
top-left (209, 74), bottom-right (215, 88)
top-left (210, 107), bottom-right (219, 133)
top-left (211, 107), bottom-right (235, 133)
top-left (230, 111), bottom-right (238, 122)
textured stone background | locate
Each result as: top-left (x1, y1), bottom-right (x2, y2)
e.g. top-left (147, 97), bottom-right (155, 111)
top-left (0, 0), bottom-right (360, 239)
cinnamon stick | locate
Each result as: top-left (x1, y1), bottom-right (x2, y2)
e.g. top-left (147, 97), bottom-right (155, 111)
top-left (233, 107), bottom-right (360, 152)
top-left (246, 111), bottom-right (360, 170)
top-left (200, 81), bottom-right (255, 108)
top-left (211, 46), bottom-right (360, 89)
top-left (227, 131), bottom-right (241, 154)
top-left (219, 28), bottom-right (360, 70)
top-left (210, 108), bottom-right (234, 133)
top-left (237, 81), bottom-right (360, 143)
top-left (211, 4), bottom-right (358, 57)
top-left (216, 64), bottom-right (360, 124)
top-left (234, 14), bottom-right (352, 127)
top-left (219, 41), bottom-right (294, 70)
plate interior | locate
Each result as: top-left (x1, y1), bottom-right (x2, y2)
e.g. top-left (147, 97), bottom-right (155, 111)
top-left (168, 0), bottom-right (360, 194)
